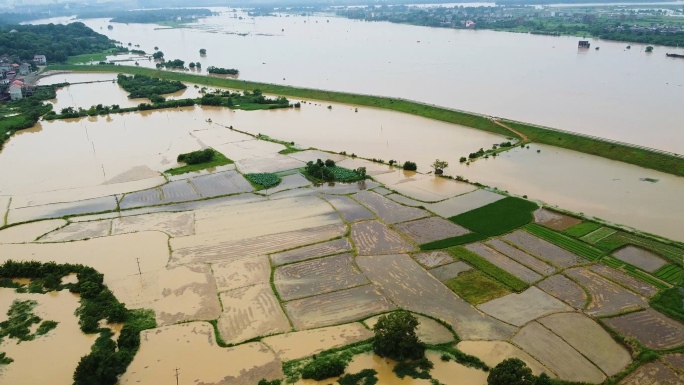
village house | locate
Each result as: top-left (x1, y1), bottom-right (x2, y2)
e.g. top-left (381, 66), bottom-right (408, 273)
top-left (9, 79), bottom-right (23, 100)
top-left (18, 62), bottom-right (30, 76)
top-left (33, 54), bottom-right (47, 65)
top-left (465, 20), bottom-right (476, 28)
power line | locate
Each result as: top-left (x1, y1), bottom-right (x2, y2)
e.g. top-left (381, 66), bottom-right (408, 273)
top-left (174, 367), bottom-right (180, 385)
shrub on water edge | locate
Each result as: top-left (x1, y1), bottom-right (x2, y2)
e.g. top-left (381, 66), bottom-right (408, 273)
top-left (300, 355), bottom-right (347, 380)
top-left (403, 161), bottom-right (417, 171)
top-left (177, 148), bottom-right (215, 165)
top-left (393, 358), bottom-right (433, 379)
top-left (338, 369), bottom-right (378, 385)
top-left (372, 311), bottom-right (425, 362)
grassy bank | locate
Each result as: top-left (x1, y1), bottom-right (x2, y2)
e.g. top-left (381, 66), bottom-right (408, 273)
top-left (44, 65), bottom-right (684, 177)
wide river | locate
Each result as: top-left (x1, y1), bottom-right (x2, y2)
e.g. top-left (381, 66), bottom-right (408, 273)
top-left (32, 8), bottom-right (684, 153)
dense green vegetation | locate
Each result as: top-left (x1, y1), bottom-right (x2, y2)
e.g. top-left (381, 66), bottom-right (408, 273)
top-left (449, 197), bottom-right (538, 236)
top-left (44, 98), bottom-right (196, 120)
top-left (402, 161), bottom-right (417, 171)
top-left (601, 256), bottom-right (670, 289)
top-left (593, 230), bottom-right (684, 266)
top-left (305, 159), bottom-right (366, 182)
top-left (372, 311), bottom-right (425, 361)
top-left (116, 73), bottom-right (186, 98)
top-left (419, 233), bottom-right (488, 250)
top-left (338, 369), bottom-right (378, 385)
top-left (200, 89), bottom-right (290, 110)
top-left (157, 59), bottom-right (185, 69)
top-left (448, 246), bottom-right (530, 292)
top-left (0, 86), bottom-right (56, 149)
top-left (649, 287), bottom-right (684, 322)
top-left (488, 358), bottom-right (553, 385)
top-left (0, 260), bottom-right (156, 385)
top-left (300, 355), bottom-right (348, 380)
top-left (0, 23), bottom-right (114, 63)
top-left (393, 358), bottom-right (433, 379)
top-left (525, 223), bottom-right (605, 261)
top-left (283, 342), bottom-right (374, 383)
top-left (444, 270), bottom-right (512, 305)
top-left (245, 173), bottom-right (281, 189)
top-left (654, 264), bottom-right (683, 285)
top-left (563, 221), bottom-right (603, 237)
top-left (207, 66), bottom-right (239, 75)
top-left (165, 149), bottom-right (233, 175)
top-left (77, 8), bottom-right (215, 24)
top-left (0, 299), bottom-right (58, 353)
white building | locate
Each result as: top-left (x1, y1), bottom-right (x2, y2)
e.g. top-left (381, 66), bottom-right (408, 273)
top-left (33, 55), bottom-right (46, 65)
top-left (9, 84), bottom-right (22, 100)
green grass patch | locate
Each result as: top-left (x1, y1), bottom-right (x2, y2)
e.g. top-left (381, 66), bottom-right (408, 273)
top-left (649, 287), bottom-right (684, 322)
top-left (164, 149), bottom-right (233, 175)
top-left (563, 221), bottom-right (602, 239)
top-left (654, 264), bottom-right (683, 285)
top-left (525, 223), bottom-right (605, 261)
top-left (449, 197), bottom-right (538, 236)
top-left (595, 231), bottom-right (684, 266)
top-left (448, 246), bottom-right (529, 292)
top-left (66, 49), bottom-right (120, 64)
top-left (245, 173), bottom-right (281, 189)
top-left (278, 147), bottom-right (303, 155)
top-left (419, 233), bottom-right (488, 250)
top-left (444, 270), bottom-right (512, 305)
top-left (580, 227), bottom-right (617, 244)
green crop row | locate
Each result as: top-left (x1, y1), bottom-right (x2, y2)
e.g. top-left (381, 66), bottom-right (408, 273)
top-left (447, 246), bottom-right (529, 292)
top-left (525, 223), bottom-right (604, 261)
top-left (654, 264), bottom-right (684, 285)
top-left (580, 227), bottom-right (617, 244)
top-left (595, 231), bottom-right (684, 266)
top-left (245, 173), bottom-right (281, 188)
top-left (563, 221), bottom-right (603, 238)
top-left (600, 257), bottom-right (670, 290)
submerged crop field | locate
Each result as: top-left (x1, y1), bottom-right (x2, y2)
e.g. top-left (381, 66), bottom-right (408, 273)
top-left (0, 69), bottom-right (682, 385)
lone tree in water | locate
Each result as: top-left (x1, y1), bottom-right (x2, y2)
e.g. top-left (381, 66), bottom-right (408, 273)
top-left (431, 159), bottom-right (449, 175)
top-left (372, 311), bottom-right (424, 361)
top-left (199, 48), bottom-right (207, 55)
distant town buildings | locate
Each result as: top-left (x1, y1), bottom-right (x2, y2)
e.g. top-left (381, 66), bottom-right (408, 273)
top-left (33, 54), bottom-right (46, 65)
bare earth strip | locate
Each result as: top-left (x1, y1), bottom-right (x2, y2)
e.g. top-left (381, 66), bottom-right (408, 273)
top-left (352, 191), bottom-right (429, 224)
top-left (284, 284), bottom-right (395, 330)
top-left (190, 170), bottom-right (254, 198)
top-left (8, 195), bottom-right (118, 224)
top-left (413, 251), bottom-right (455, 268)
top-left (465, 243), bottom-right (542, 283)
top-left (613, 246), bottom-right (668, 273)
top-left (0, 219), bottom-right (67, 243)
top-left (119, 323), bottom-right (283, 385)
top-left (111, 211), bottom-right (195, 237)
top-left (503, 230), bottom-right (589, 268)
top-left (171, 223), bottom-right (347, 265)
top-left (457, 341), bottom-right (555, 377)
top-left (533, 208), bottom-right (581, 230)
top-left (426, 189), bottom-right (505, 218)
top-left (351, 220), bottom-right (415, 255)
top-left (364, 313), bottom-right (455, 345)
top-left (320, 194), bottom-right (375, 223)
top-left (477, 287), bottom-right (572, 327)
top-left (603, 309), bottom-right (684, 350)
top-left (429, 261), bottom-right (473, 282)
top-left (536, 274), bottom-right (588, 309)
top-left (39, 220), bottom-right (111, 242)
top-left (486, 238), bottom-right (557, 275)
top-left (394, 216), bottom-right (471, 244)
top-left (212, 256), bottom-right (271, 292)
top-left (565, 267), bottom-right (648, 316)
top-left (356, 254), bottom-right (516, 340)
top-left (262, 323), bottom-right (373, 361)
top-left (271, 238), bottom-right (353, 266)
top-left (512, 322), bottom-right (606, 384)
top-left (538, 312), bottom-right (631, 376)
top-left (619, 361), bottom-right (684, 385)
top-left (274, 253), bottom-right (368, 301)
top-left (589, 264), bottom-right (659, 298)
top-left (218, 283), bottom-right (292, 344)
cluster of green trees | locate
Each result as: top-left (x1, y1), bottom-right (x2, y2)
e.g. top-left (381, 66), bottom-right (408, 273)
top-left (177, 148), bottom-right (215, 165)
top-left (156, 59), bottom-right (185, 69)
top-left (199, 90), bottom-right (290, 109)
top-left (44, 98), bottom-right (196, 120)
top-left (207, 66), bottom-right (239, 75)
top-left (0, 260), bottom-right (155, 385)
top-left (0, 85), bottom-right (57, 148)
top-left (116, 73), bottom-right (186, 98)
top-left (152, 51), bottom-right (164, 59)
top-left (402, 161), bottom-right (417, 171)
top-left (305, 158), bottom-right (366, 182)
top-left (76, 9), bottom-right (215, 24)
top-left (487, 358), bottom-right (553, 385)
top-left (0, 23), bottom-right (114, 62)
top-left (188, 62), bottom-right (201, 68)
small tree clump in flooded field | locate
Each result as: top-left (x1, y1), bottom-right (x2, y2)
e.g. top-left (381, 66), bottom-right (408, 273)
top-left (372, 311), bottom-right (424, 361)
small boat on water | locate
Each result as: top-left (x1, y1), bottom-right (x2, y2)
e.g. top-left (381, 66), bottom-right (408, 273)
top-left (666, 53), bottom-right (684, 59)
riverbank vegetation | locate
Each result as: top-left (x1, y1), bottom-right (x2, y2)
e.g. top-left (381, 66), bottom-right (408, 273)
top-left (116, 73), bottom-right (186, 98)
top-left (200, 89), bottom-right (291, 110)
top-left (207, 66), bottom-right (239, 75)
top-left (165, 148), bottom-right (233, 175)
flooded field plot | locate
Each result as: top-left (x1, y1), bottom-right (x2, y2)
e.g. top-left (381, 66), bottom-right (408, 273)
top-left (351, 220), bottom-right (415, 255)
top-left (394, 216), bottom-right (470, 244)
top-left (271, 238), bottom-right (352, 266)
top-left (235, 154), bottom-right (305, 174)
top-left (121, 193), bottom-right (264, 218)
top-left (538, 312), bottom-right (630, 376)
top-left (0, 219), bottom-right (66, 243)
top-left (120, 323), bottom-right (283, 385)
top-left (456, 341), bottom-right (553, 377)
top-left (565, 267), bottom-right (648, 316)
top-left (536, 274), bottom-right (587, 309)
top-left (189, 126), bottom-right (254, 147)
top-left (589, 264), bottom-right (658, 298)
top-left (372, 187), bottom-right (392, 196)
top-left (412, 250), bottom-right (454, 268)
top-left (620, 361), bottom-right (684, 385)
top-left (262, 323), bottom-right (372, 361)
top-left (603, 309), bottom-right (684, 350)
top-left (212, 256), bottom-right (270, 292)
top-left (284, 284), bottom-right (395, 330)
top-left (189, 170), bottom-right (254, 198)
top-left (320, 194), bottom-right (375, 222)
top-left (336, 158), bottom-right (394, 176)
top-left (311, 180), bottom-right (381, 195)
top-left (286, 150), bottom-right (347, 164)
top-left (386, 193), bottom-right (424, 207)
top-left (218, 284), bottom-right (291, 344)
top-left (429, 261), bottom-right (473, 282)
top-left (373, 171), bottom-right (476, 202)
top-left (485, 238), bottom-right (556, 275)
top-left (8, 195), bottom-right (118, 224)
top-left (0, 290), bottom-right (96, 385)
top-left (661, 353), bottom-right (684, 373)
top-left (356, 254), bottom-right (515, 340)
top-left (111, 211), bottom-right (195, 237)
top-left (613, 245), bottom-right (668, 273)
top-left (352, 191), bottom-right (429, 224)
top-left (477, 287), bottom-right (571, 327)
top-left (214, 140), bottom-right (285, 161)
top-left (465, 243), bottom-right (542, 283)
top-left (274, 253), bottom-right (368, 301)
top-left (39, 220), bottom-right (111, 242)
top-left (119, 187), bottom-right (163, 209)
top-left (160, 180), bottom-right (201, 203)
top-left (364, 313), bottom-right (455, 344)
top-left (263, 174), bottom-right (311, 195)
top-left (513, 322), bottom-right (605, 383)
top-left (533, 208), bottom-right (581, 231)
top-left (502, 230), bottom-right (588, 268)
top-left (426, 189), bottom-right (505, 218)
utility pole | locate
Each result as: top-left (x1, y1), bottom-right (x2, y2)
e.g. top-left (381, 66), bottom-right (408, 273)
top-left (174, 368), bottom-right (180, 385)
top-left (136, 258), bottom-right (142, 276)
